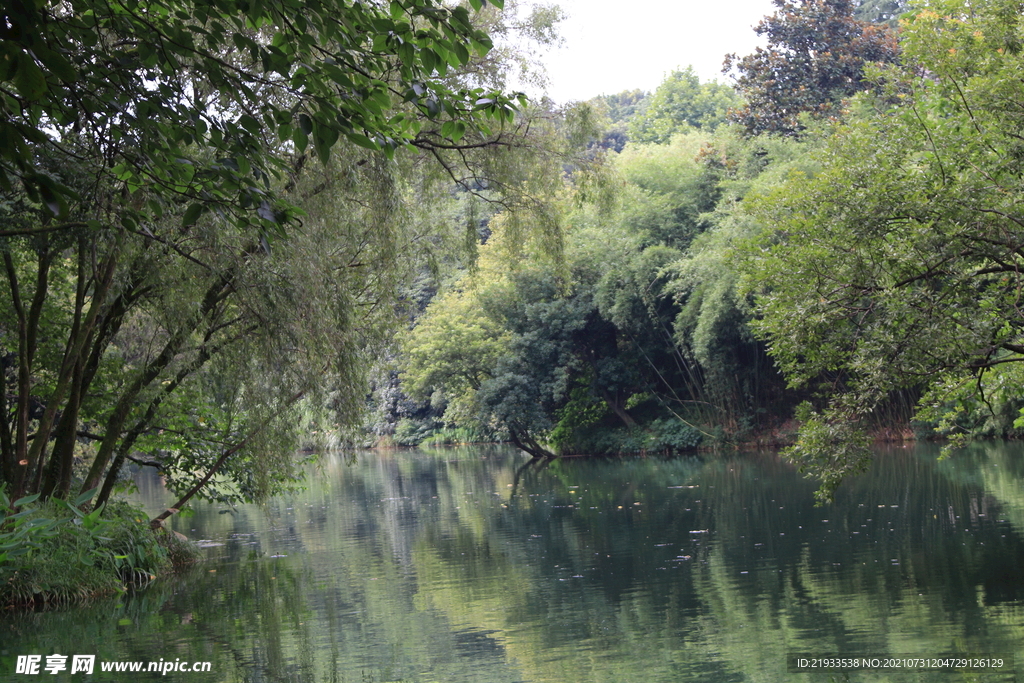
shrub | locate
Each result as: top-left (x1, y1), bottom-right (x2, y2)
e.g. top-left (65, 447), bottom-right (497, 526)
top-left (1, 494), bottom-right (198, 607)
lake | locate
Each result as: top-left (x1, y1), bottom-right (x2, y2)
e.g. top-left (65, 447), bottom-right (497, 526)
top-left (2, 442), bottom-right (1022, 682)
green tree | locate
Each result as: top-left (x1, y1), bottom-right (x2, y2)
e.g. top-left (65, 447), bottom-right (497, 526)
top-left (587, 89), bottom-right (647, 152)
top-left (0, 0), bottom-right (569, 518)
top-left (401, 286), bottom-right (511, 425)
top-left (1, 0), bottom-right (522, 229)
top-left (854, 0), bottom-right (909, 26)
top-left (401, 132), bottom-right (729, 456)
top-left (615, 133), bottom-right (723, 249)
top-left (743, 0), bottom-right (1024, 495)
top-left (665, 130), bottom-right (817, 433)
top-left (724, 0), bottom-right (898, 135)
top-left (629, 67), bottom-right (740, 144)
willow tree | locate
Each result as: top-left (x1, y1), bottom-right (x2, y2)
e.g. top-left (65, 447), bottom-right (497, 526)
top-left (0, 0), bottom-right (573, 519)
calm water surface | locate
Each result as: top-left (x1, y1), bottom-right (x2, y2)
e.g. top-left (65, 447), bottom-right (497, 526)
top-left (3, 443), bottom-right (1024, 682)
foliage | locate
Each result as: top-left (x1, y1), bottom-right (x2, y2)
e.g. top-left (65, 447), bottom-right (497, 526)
top-left (628, 67), bottom-right (740, 144)
top-left (1, 495), bottom-right (192, 606)
top-left (749, 0), bottom-right (1024, 396)
top-left (613, 133), bottom-right (723, 249)
top-left (724, 0), bottom-right (899, 135)
top-left (0, 150), bottom-right (416, 512)
top-left (398, 116), bottom-right (839, 454)
top-left (419, 425), bottom-right (494, 446)
top-left (567, 418), bottom-right (703, 455)
top-left (0, 0), bottom-right (582, 525)
top-left (782, 401), bottom-right (872, 504)
top-left (401, 127), bottom-right (779, 454)
top-left (0, 489), bottom-right (60, 570)
top-left (401, 288), bottom-right (511, 411)
top-left (664, 128), bottom-right (823, 432)
top-left (854, 0), bottom-right (909, 25)
top-left (743, 0), bottom-right (1024, 488)
top-left (474, 273), bottom-right (592, 452)
top-left (1, 0), bottom-right (522, 227)
top-left (547, 380), bottom-right (608, 454)
top-left (587, 89), bottom-right (648, 152)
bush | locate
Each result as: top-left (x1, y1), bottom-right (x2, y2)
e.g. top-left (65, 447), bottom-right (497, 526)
top-left (0, 494), bottom-right (198, 607)
top-left (393, 417), bottom-right (443, 446)
top-left (420, 425), bottom-right (493, 446)
top-left (569, 418), bottom-right (704, 455)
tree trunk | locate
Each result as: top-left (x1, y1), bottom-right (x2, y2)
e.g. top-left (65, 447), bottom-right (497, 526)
top-left (594, 385), bottom-right (639, 429)
top-left (507, 425), bottom-right (556, 459)
top-left (40, 357), bottom-right (85, 500)
top-left (81, 273), bottom-right (232, 496)
top-left (3, 246), bottom-right (54, 497)
top-left (24, 246), bottom-right (118, 497)
top-left (0, 354), bottom-right (15, 486)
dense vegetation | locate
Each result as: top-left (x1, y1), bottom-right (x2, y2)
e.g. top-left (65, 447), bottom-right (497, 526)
top-left (0, 0), bottom-right (579, 601)
top-left (395, 0), bottom-right (1024, 501)
top-left (5, 0), bottom-right (1024, 604)
top-left (0, 0), bottom-right (567, 507)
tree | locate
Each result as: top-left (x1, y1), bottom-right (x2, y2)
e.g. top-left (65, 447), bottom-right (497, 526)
top-left (723, 0), bottom-right (898, 135)
top-left (0, 148), bottom-right (424, 512)
top-left (1, 0), bottom-right (523, 232)
top-left (854, 0), bottom-right (909, 26)
top-left (401, 133), bottom-right (728, 457)
top-left (401, 286), bottom-right (511, 424)
top-left (587, 89), bottom-right (647, 152)
top-left (0, 0), bottom-right (557, 515)
top-left (664, 130), bottom-right (817, 433)
top-left (614, 133), bottom-right (724, 249)
top-left (743, 0), bottom-right (1024, 496)
top-left (628, 67), bottom-right (740, 144)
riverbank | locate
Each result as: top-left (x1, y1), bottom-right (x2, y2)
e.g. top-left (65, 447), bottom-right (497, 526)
top-left (1, 498), bottom-right (200, 609)
top-left (375, 418), bottom-right (927, 458)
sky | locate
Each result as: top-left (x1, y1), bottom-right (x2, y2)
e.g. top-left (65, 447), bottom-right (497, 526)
top-left (533, 0), bottom-right (777, 103)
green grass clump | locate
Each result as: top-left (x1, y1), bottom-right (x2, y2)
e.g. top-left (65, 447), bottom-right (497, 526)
top-left (1, 495), bottom-right (199, 608)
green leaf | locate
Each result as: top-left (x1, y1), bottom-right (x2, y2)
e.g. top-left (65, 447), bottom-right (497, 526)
top-left (236, 156), bottom-right (251, 177)
top-left (182, 203), bottom-right (203, 227)
top-left (35, 45), bottom-right (77, 82)
top-left (13, 493), bottom-right (40, 507)
top-left (74, 486), bottom-right (99, 507)
top-left (347, 132), bottom-right (379, 150)
top-left (57, 499), bottom-right (85, 518)
top-left (82, 505), bottom-right (105, 531)
top-left (13, 56), bottom-right (48, 101)
top-left (292, 127), bottom-right (308, 154)
top-left (451, 120), bottom-right (466, 143)
top-left (313, 122), bottom-right (339, 162)
top-left (421, 48), bottom-right (437, 73)
top-left (238, 114), bottom-right (261, 135)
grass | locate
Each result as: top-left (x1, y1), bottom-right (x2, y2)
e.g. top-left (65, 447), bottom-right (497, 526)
top-left (1, 497), bottom-right (201, 609)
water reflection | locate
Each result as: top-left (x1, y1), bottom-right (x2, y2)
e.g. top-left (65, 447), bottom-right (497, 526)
top-left (2, 444), bottom-right (1022, 682)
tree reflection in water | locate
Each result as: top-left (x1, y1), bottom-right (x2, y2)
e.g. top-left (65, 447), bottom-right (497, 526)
top-left (3, 443), bottom-right (1022, 682)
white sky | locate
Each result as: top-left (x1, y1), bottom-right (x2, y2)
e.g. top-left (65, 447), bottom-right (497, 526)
top-left (535, 0), bottom-right (776, 103)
